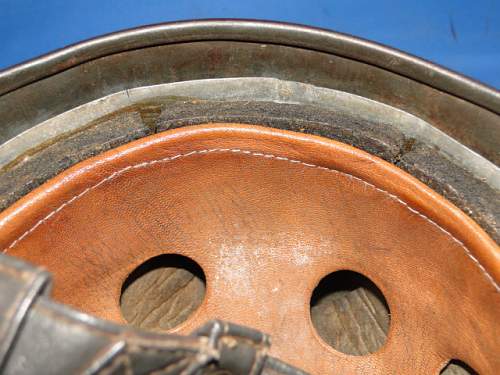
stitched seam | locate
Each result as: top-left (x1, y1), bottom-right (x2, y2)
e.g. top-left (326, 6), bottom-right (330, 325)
top-left (2, 148), bottom-right (498, 292)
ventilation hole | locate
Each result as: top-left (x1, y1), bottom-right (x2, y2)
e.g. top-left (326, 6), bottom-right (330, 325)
top-left (310, 270), bottom-right (390, 355)
top-left (120, 254), bottom-right (206, 331)
top-left (440, 360), bottom-right (478, 375)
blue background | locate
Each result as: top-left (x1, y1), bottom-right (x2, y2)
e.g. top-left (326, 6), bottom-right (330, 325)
top-left (1, 0), bottom-right (499, 88)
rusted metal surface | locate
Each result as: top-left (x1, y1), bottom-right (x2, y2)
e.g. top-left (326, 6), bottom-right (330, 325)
top-left (1, 20), bottom-right (499, 111)
top-left (0, 21), bottom-right (499, 163)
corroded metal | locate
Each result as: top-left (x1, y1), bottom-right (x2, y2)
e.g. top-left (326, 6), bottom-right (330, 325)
top-left (0, 21), bottom-right (498, 163)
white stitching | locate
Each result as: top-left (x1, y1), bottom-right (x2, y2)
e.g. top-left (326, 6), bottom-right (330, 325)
top-left (2, 148), bottom-right (499, 292)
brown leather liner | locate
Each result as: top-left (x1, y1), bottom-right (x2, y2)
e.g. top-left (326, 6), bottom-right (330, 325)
top-left (0, 124), bottom-right (498, 374)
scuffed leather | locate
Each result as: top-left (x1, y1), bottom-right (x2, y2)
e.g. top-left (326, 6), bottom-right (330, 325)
top-left (0, 253), bottom-right (308, 375)
top-left (0, 254), bottom-right (50, 368)
top-left (0, 124), bottom-right (498, 374)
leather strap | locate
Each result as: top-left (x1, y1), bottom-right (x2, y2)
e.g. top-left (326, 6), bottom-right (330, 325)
top-left (0, 253), bottom-right (50, 371)
top-left (0, 253), bottom-right (307, 374)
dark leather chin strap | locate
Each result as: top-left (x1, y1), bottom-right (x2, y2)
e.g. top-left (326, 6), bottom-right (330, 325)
top-left (0, 253), bottom-right (309, 375)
